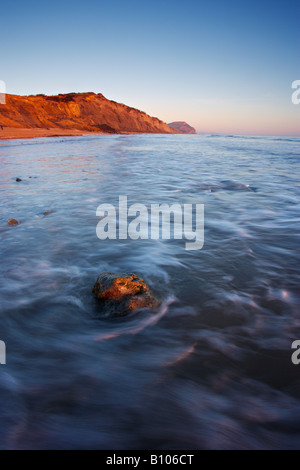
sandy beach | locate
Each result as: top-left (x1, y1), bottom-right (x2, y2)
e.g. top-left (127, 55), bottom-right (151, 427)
top-left (0, 127), bottom-right (104, 140)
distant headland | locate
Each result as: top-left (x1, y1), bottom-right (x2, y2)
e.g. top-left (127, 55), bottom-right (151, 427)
top-left (168, 121), bottom-right (196, 134)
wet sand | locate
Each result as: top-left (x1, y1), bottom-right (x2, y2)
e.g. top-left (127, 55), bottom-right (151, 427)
top-left (0, 128), bottom-right (167, 140)
top-left (0, 127), bottom-right (105, 140)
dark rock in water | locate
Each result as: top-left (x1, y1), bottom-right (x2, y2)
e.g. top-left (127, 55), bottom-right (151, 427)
top-left (43, 210), bottom-right (55, 216)
top-left (7, 219), bottom-right (19, 226)
top-left (16, 178), bottom-right (22, 182)
top-left (93, 272), bottom-right (159, 316)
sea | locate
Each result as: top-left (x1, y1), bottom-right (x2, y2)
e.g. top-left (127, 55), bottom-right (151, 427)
top-left (0, 133), bottom-right (299, 449)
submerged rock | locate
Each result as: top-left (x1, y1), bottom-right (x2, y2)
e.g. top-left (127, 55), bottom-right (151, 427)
top-left (7, 219), bottom-right (19, 226)
top-left (43, 210), bottom-right (55, 216)
top-left (93, 272), bottom-right (159, 316)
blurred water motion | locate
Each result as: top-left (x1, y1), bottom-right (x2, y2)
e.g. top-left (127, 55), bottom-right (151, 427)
top-left (0, 134), bottom-right (299, 449)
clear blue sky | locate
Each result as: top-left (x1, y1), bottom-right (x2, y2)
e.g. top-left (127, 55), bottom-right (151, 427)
top-left (1, 0), bottom-right (299, 135)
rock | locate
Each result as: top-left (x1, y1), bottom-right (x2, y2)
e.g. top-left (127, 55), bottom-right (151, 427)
top-left (7, 219), bottom-right (19, 226)
top-left (43, 210), bottom-right (55, 216)
top-left (93, 272), bottom-right (159, 316)
top-left (168, 121), bottom-right (196, 134)
top-left (16, 178), bottom-right (22, 182)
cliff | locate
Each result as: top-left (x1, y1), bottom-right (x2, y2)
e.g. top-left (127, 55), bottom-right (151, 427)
top-left (168, 121), bottom-right (196, 134)
top-left (0, 92), bottom-right (181, 137)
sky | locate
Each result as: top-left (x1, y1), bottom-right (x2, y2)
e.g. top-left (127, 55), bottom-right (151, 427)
top-left (0, 0), bottom-right (299, 135)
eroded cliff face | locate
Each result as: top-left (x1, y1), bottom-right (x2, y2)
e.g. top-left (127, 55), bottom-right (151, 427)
top-left (0, 92), bottom-right (180, 134)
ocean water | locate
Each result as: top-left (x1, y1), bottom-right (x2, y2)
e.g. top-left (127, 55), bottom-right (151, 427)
top-left (0, 134), bottom-right (299, 449)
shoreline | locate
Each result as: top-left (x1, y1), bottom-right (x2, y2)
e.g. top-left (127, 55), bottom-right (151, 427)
top-left (0, 127), bottom-right (181, 141)
top-left (0, 127), bottom-right (107, 141)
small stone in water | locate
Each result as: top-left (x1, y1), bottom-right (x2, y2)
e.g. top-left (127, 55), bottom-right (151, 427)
top-left (7, 219), bottom-right (19, 226)
top-left (93, 272), bottom-right (159, 317)
top-left (43, 210), bottom-right (55, 216)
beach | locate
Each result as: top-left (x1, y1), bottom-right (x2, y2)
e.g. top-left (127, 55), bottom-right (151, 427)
top-left (0, 127), bottom-right (103, 140)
